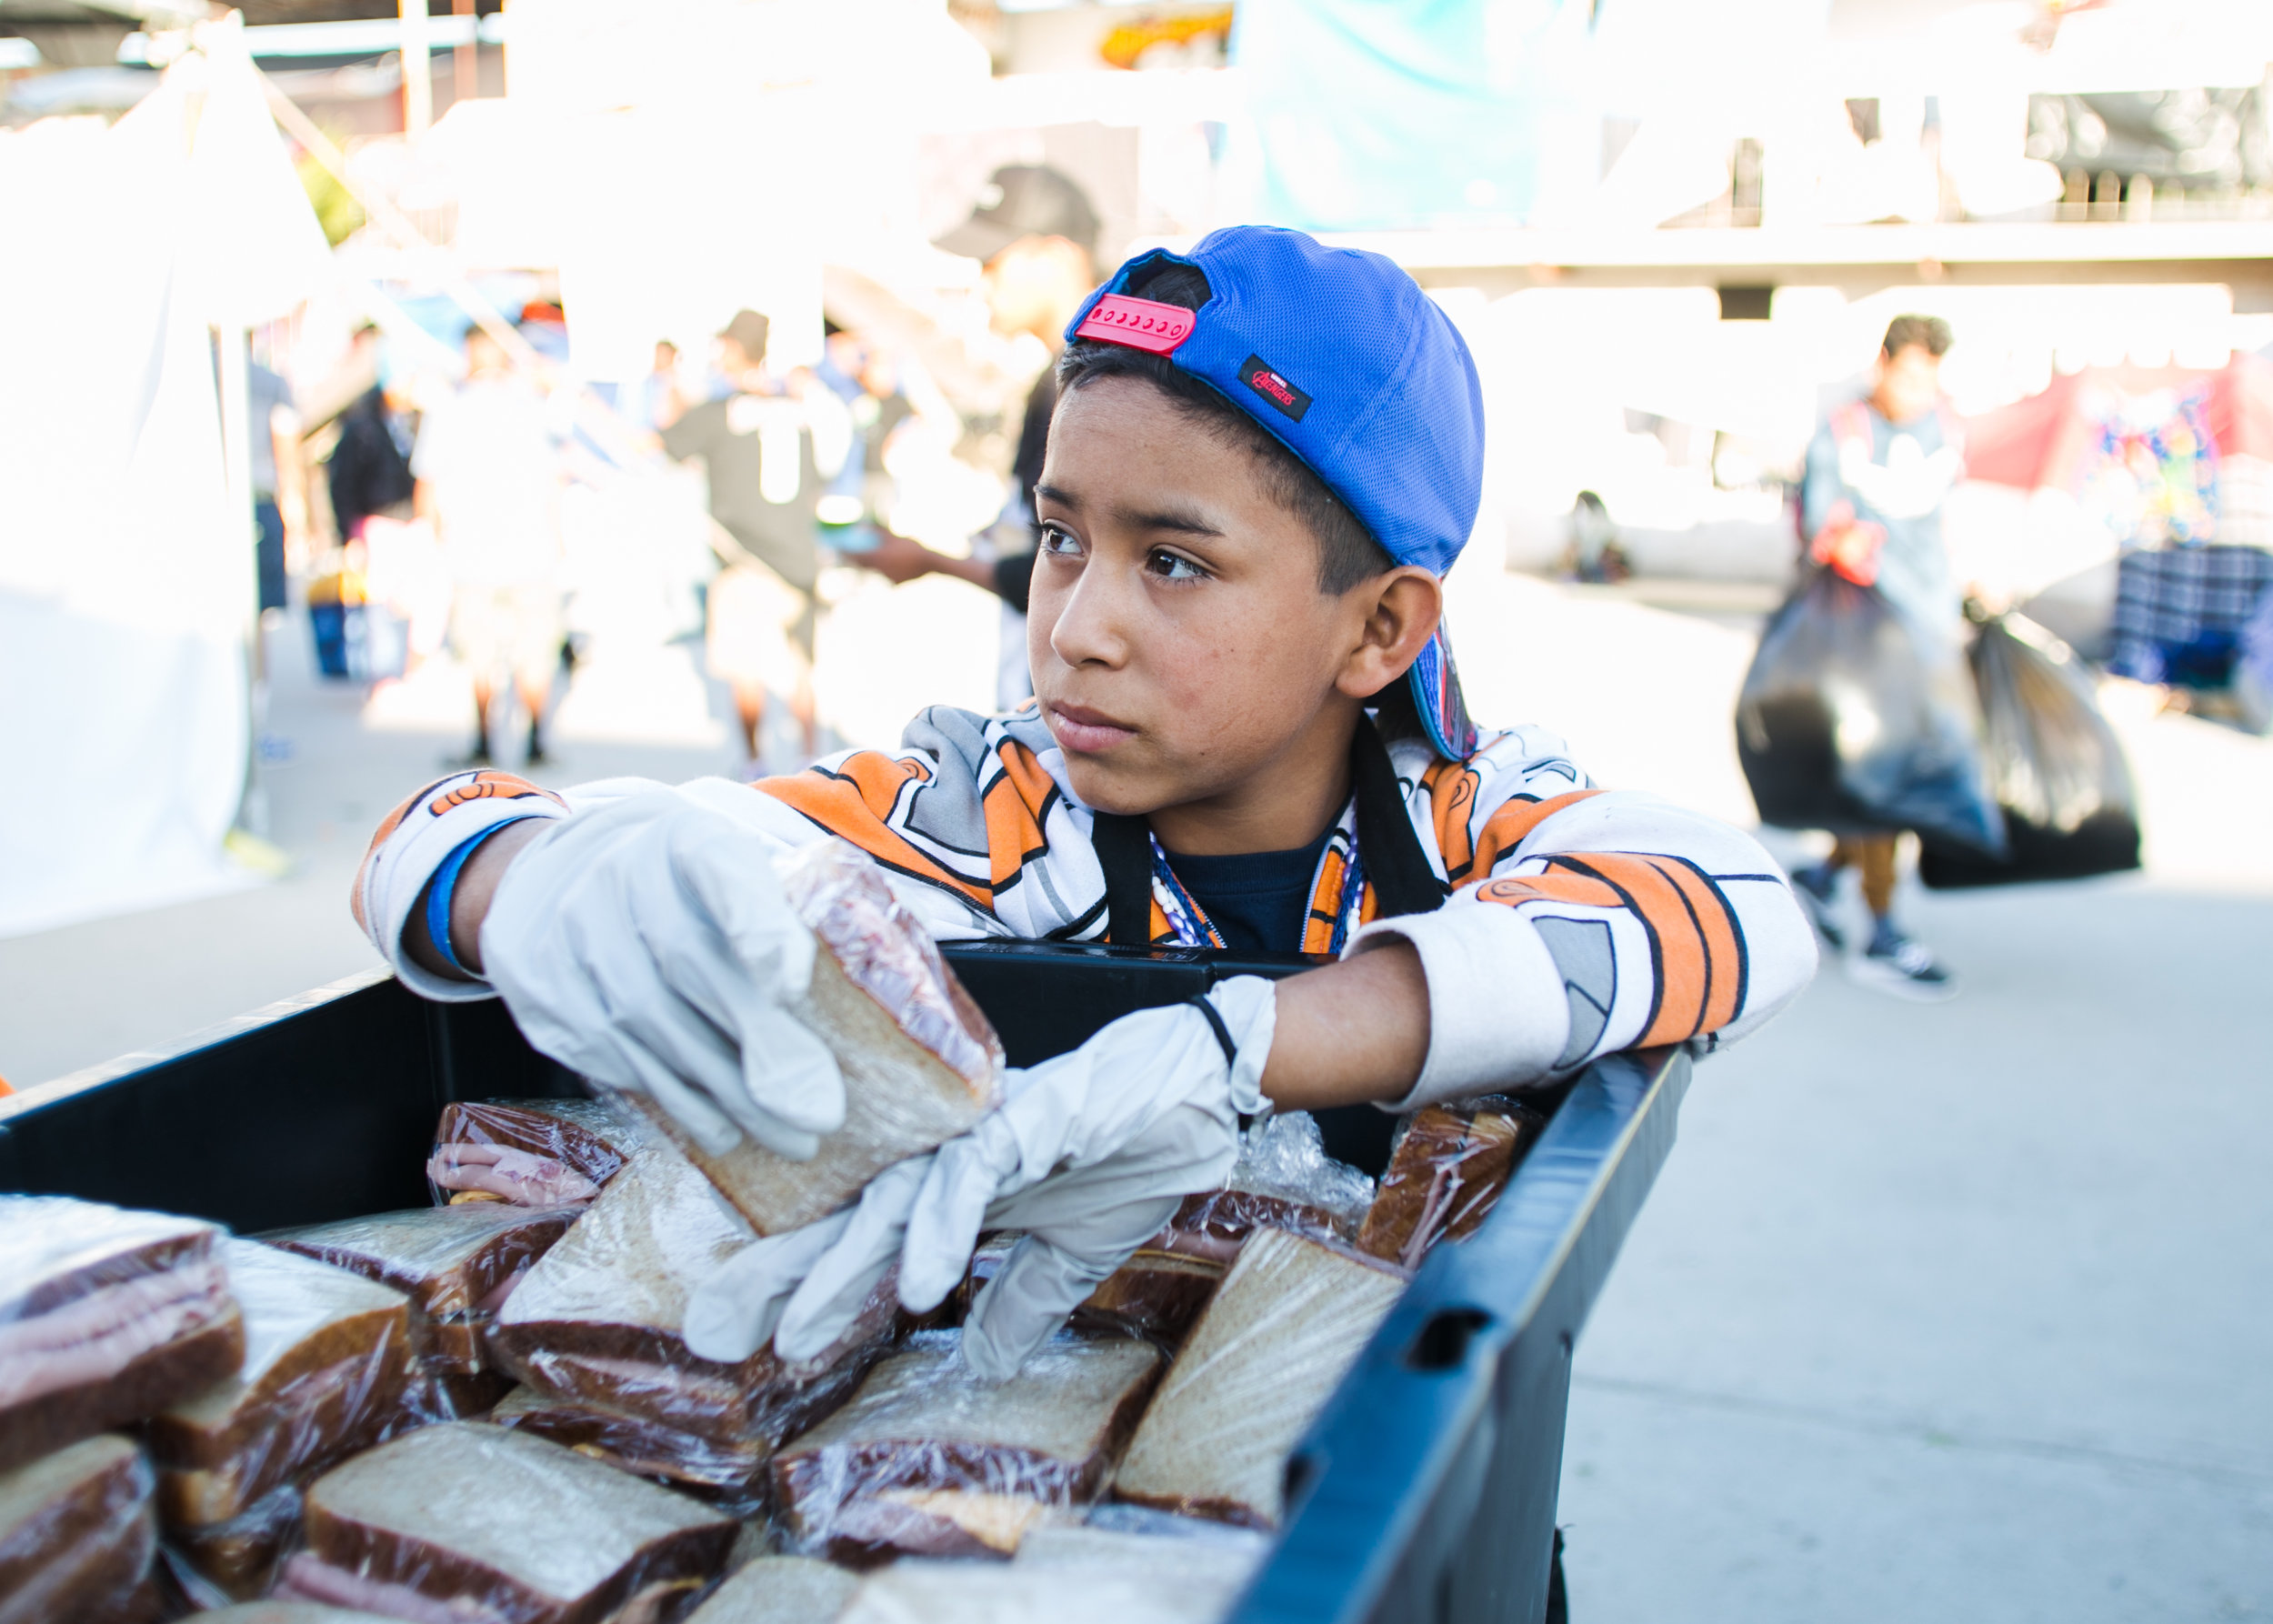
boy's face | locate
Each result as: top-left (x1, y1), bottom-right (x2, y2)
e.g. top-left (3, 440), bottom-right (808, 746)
top-left (1872, 343), bottom-right (1942, 425)
top-left (1027, 376), bottom-right (1436, 824)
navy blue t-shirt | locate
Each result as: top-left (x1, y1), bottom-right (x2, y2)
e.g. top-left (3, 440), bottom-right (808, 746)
top-left (1159, 830), bottom-right (1332, 954)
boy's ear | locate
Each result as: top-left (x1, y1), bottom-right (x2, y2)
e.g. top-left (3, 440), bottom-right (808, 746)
top-left (1335, 566), bottom-right (1441, 700)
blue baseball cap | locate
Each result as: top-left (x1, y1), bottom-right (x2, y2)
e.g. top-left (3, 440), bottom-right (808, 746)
top-left (1064, 226), bottom-right (1484, 758)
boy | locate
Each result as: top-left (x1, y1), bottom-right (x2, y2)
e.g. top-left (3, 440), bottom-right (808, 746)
top-left (352, 228), bottom-right (1814, 1378)
top-left (1788, 314), bottom-right (1965, 998)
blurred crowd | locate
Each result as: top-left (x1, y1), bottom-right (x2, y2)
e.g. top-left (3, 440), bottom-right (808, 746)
top-left (237, 155), bottom-right (2271, 1013)
top-left (253, 162), bottom-right (1109, 781)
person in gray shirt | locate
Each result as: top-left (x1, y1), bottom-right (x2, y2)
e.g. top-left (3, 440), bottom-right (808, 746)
top-left (658, 309), bottom-right (850, 773)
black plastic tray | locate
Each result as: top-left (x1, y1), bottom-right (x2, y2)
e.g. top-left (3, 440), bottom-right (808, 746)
top-left (0, 942), bottom-right (1687, 1624)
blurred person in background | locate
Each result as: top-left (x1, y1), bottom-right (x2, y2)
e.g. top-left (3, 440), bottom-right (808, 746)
top-left (815, 323), bottom-right (917, 542)
top-left (247, 346), bottom-right (307, 617)
top-left (632, 337), bottom-right (688, 434)
top-left (325, 323), bottom-right (416, 545)
top-left (658, 308), bottom-right (851, 777)
top-left (414, 321), bottom-right (565, 768)
top-left (1787, 314), bottom-right (1966, 1000)
top-left (853, 165), bottom-right (1100, 706)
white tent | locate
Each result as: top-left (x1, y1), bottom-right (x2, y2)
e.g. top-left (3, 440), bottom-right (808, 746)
top-left (0, 14), bottom-right (330, 936)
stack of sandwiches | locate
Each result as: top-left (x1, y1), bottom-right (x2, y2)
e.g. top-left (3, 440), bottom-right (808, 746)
top-left (145, 1242), bottom-right (414, 1600)
top-left (0, 847), bottom-right (1556, 1622)
top-left (487, 1148), bottom-right (899, 1503)
top-left (263, 1202), bottom-right (578, 1418)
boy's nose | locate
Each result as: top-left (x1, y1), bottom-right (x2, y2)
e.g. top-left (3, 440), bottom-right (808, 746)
top-left (1046, 559), bottom-right (1135, 670)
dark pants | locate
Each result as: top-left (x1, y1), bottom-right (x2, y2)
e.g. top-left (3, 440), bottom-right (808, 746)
top-left (254, 496), bottom-right (287, 614)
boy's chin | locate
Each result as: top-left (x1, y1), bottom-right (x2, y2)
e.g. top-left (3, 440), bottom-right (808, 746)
top-left (1056, 754), bottom-right (1176, 819)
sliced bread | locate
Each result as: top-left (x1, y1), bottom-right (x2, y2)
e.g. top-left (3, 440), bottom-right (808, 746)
top-left (623, 843), bottom-right (1002, 1237)
top-left (428, 1097), bottom-right (656, 1208)
top-left (283, 1422), bottom-right (735, 1624)
top-left (0, 1432), bottom-right (156, 1624)
top-left (262, 1204), bottom-right (576, 1378)
top-left (0, 1195), bottom-right (245, 1472)
top-left (147, 1240), bottom-right (412, 1526)
top-left (684, 1554), bottom-right (860, 1624)
top-left (771, 1333), bottom-right (1161, 1561)
top-left (1113, 1228), bottom-right (1406, 1529)
top-left (488, 1151), bottom-right (893, 1446)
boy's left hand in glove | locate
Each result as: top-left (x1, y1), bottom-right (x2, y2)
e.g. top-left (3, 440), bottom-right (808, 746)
top-left (684, 976), bottom-right (1277, 1379)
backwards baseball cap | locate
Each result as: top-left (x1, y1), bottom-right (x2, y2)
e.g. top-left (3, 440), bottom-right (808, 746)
top-left (1064, 226), bottom-right (1485, 758)
top-left (935, 165), bottom-right (1101, 264)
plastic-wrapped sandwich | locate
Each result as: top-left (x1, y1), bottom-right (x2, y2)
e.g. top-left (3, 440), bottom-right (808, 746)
top-left (1356, 1099), bottom-right (1538, 1269)
top-left (488, 1149), bottom-right (896, 1476)
top-left (1114, 1228), bottom-right (1407, 1529)
top-left (0, 1195), bottom-right (245, 1473)
top-left (488, 1386), bottom-right (773, 1499)
top-left (262, 1202), bottom-right (577, 1414)
top-left (0, 1432), bottom-right (163, 1624)
top-left (683, 1554), bottom-right (859, 1624)
top-left (621, 843), bottom-right (1005, 1236)
top-left (165, 1484), bottom-right (302, 1604)
top-left (276, 1422), bottom-right (736, 1623)
top-left (771, 1332), bottom-right (1163, 1563)
top-left (428, 1097), bottom-right (656, 1208)
top-left (838, 1523), bottom-right (1264, 1624)
top-left (146, 1240), bottom-right (412, 1529)
top-left (1152, 1112), bottom-right (1376, 1264)
top-left (1075, 1250), bottom-right (1227, 1346)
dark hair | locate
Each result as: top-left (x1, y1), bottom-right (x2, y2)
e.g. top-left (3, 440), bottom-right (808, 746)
top-left (1055, 258), bottom-right (1395, 596)
top-left (1882, 314), bottom-right (1953, 358)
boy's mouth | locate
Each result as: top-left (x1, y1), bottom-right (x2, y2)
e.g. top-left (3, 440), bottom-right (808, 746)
top-left (1044, 702), bottom-right (1136, 755)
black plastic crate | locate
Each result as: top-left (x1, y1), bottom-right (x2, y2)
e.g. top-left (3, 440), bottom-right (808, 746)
top-left (0, 944), bottom-right (1687, 1624)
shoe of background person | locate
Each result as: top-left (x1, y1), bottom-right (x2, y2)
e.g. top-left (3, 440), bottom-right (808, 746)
top-left (1847, 925), bottom-right (1957, 1002)
top-left (446, 738), bottom-right (494, 769)
top-left (1789, 861), bottom-right (1847, 953)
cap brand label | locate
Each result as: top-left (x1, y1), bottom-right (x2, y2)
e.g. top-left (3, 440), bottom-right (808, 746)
top-left (1073, 294), bottom-right (1196, 356)
top-left (1239, 355), bottom-right (1311, 422)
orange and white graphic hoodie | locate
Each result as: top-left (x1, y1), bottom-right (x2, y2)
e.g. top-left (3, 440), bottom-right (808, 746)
top-left (354, 707), bottom-right (1816, 1107)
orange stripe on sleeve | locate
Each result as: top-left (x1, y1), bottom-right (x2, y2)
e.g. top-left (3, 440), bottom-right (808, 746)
top-left (1468, 790), bottom-right (1604, 878)
top-left (1473, 851), bottom-right (1746, 1046)
top-left (759, 756), bottom-right (992, 908)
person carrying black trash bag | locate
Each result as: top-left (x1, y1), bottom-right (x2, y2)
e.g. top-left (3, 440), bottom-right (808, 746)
top-left (1769, 315), bottom-right (1988, 999)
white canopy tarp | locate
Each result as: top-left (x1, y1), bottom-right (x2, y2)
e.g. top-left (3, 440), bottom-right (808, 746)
top-left (0, 18), bottom-right (330, 937)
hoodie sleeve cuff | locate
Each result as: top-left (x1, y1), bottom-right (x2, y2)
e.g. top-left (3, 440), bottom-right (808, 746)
top-left (1344, 901), bottom-right (1571, 1109)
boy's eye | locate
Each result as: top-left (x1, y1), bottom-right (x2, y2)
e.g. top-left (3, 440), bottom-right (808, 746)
top-left (1146, 548), bottom-right (1207, 582)
top-left (1039, 524), bottom-right (1083, 557)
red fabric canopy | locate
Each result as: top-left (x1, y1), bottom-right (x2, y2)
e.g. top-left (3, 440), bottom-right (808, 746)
top-left (1961, 355), bottom-right (2273, 489)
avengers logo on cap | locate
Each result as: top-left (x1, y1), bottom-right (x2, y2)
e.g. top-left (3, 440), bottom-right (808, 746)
top-left (1238, 355), bottom-right (1311, 422)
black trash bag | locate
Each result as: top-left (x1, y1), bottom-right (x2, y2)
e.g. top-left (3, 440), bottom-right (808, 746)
top-left (1918, 614), bottom-right (2141, 888)
top-left (1737, 570), bottom-right (2006, 856)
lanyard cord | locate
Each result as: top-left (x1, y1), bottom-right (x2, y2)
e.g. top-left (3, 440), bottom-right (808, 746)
top-left (1094, 715), bottom-right (1445, 949)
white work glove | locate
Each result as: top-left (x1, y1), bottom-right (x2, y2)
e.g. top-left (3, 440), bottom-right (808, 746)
top-left (685, 977), bottom-right (1277, 1379)
top-left (481, 789), bottom-right (845, 1161)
